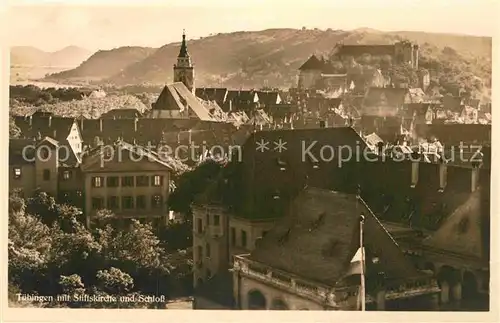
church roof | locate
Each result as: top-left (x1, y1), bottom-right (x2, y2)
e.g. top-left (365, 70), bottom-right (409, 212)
top-left (178, 31), bottom-right (189, 58)
top-left (298, 55), bottom-right (326, 71)
top-left (150, 82), bottom-right (214, 121)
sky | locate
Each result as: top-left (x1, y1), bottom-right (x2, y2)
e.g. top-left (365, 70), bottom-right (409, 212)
top-left (6, 0), bottom-right (499, 52)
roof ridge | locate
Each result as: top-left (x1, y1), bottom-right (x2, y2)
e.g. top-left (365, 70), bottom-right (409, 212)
top-left (357, 196), bottom-right (400, 248)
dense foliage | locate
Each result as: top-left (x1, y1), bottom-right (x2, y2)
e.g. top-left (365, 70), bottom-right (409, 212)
top-left (9, 115), bottom-right (21, 138)
top-left (8, 190), bottom-right (192, 308)
top-left (10, 93), bottom-right (149, 119)
top-left (168, 158), bottom-right (227, 217)
top-left (9, 85), bottom-right (90, 106)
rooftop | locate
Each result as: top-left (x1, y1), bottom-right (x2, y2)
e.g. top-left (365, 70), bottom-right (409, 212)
top-left (249, 187), bottom-right (422, 286)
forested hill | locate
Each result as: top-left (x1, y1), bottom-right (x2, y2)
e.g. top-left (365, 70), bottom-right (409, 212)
top-left (44, 28), bottom-right (491, 98)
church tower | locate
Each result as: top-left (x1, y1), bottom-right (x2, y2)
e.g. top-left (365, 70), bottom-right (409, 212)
top-left (173, 30), bottom-right (195, 93)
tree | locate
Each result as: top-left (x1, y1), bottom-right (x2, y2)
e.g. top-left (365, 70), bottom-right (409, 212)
top-left (168, 158), bottom-right (226, 216)
top-left (389, 63), bottom-right (419, 87)
top-left (8, 190), bottom-right (192, 308)
top-left (9, 115), bottom-right (21, 138)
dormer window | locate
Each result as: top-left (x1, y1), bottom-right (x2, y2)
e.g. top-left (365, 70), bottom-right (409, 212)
top-left (63, 170), bottom-right (71, 180)
top-left (13, 167), bottom-right (21, 179)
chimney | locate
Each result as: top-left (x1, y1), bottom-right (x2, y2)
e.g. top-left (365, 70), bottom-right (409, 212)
top-left (99, 119), bottom-right (103, 132)
top-left (188, 129), bottom-right (192, 144)
top-left (411, 160), bottom-right (419, 188)
top-left (439, 163), bottom-right (447, 192)
top-left (53, 130), bottom-right (57, 138)
top-left (48, 116), bottom-right (52, 128)
top-left (80, 118), bottom-right (84, 131)
top-left (471, 167), bottom-right (480, 192)
top-left (134, 118), bottom-right (138, 132)
top-left (29, 115), bottom-right (33, 126)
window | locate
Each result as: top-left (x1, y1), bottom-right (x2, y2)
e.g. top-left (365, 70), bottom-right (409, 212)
top-left (197, 245), bottom-right (203, 260)
top-left (206, 213), bottom-right (210, 226)
top-left (121, 176), bottom-right (134, 187)
top-left (106, 176), bottom-right (119, 187)
top-left (136, 195), bottom-right (146, 209)
top-left (39, 147), bottom-right (49, 159)
top-left (62, 170), bottom-right (71, 180)
top-left (107, 196), bottom-right (119, 209)
top-left (43, 169), bottom-right (50, 181)
top-left (241, 230), bottom-right (247, 248)
top-left (13, 167), bottom-right (21, 179)
top-left (197, 218), bottom-right (203, 234)
top-left (151, 195), bottom-right (163, 208)
top-left (92, 176), bottom-right (103, 188)
top-left (136, 175), bottom-right (149, 187)
top-left (122, 196), bottom-right (134, 209)
top-left (152, 175), bottom-right (163, 186)
top-left (91, 197), bottom-right (104, 210)
top-left (230, 227), bottom-right (236, 246)
top-left (76, 191), bottom-right (82, 197)
top-left (214, 215), bottom-right (220, 226)
top-left (206, 243), bottom-right (211, 258)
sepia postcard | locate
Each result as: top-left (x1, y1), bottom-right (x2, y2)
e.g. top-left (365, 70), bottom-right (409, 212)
top-left (2, 0), bottom-right (499, 322)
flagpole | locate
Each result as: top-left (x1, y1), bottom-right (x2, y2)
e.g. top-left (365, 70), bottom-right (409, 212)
top-left (360, 213), bottom-right (366, 311)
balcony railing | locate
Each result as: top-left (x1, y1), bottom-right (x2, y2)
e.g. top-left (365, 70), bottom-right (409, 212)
top-left (234, 255), bottom-right (439, 308)
top-left (233, 255), bottom-right (363, 308)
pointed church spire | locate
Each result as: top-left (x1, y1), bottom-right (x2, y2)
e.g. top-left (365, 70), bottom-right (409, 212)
top-left (178, 29), bottom-right (189, 58)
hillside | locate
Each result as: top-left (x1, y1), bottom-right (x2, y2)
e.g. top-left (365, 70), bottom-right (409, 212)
top-left (44, 28), bottom-right (492, 94)
top-left (45, 46), bottom-right (157, 81)
top-left (10, 46), bottom-right (92, 67)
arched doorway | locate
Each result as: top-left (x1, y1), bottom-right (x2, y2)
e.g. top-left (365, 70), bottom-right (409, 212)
top-left (270, 298), bottom-right (289, 310)
top-left (462, 271), bottom-right (478, 300)
top-left (247, 289), bottom-right (267, 310)
top-left (437, 265), bottom-right (459, 305)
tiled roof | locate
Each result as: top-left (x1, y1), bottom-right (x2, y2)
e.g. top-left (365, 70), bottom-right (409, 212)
top-left (195, 87), bottom-right (228, 107)
top-left (151, 82), bottom-right (214, 121)
top-left (422, 188), bottom-right (487, 260)
top-left (14, 115), bottom-right (76, 142)
top-left (404, 103), bottom-right (432, 119)
top-left (9, 138), bottom-right (37, 164)
top-left (255, 91), bottom-right (280, 107)
top-left (246, 109), bottom-right (272, 126)
top-left (362, 87), bottom-right (408, 116)
top-left (100, 108), bottom-right (143, 119)
top-left (415, 124), bottom-right (491, 146)
top-left (81, 140), bottom-right (175, 171)
top-left (249, 188), bottom-right (422, 286)
top-left (364, 133), bottom-right (383, 148)
top-left (228, 127), bottom-right (367, 218)
top-left (298, 55), bottom-right (325, 71)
